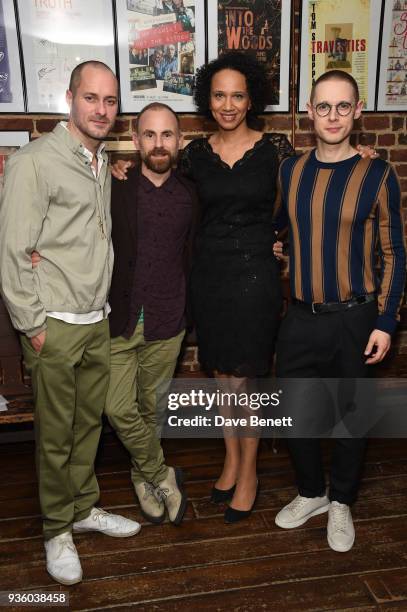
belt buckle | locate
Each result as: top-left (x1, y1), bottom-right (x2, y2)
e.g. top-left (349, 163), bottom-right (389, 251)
top-left (311, 302), bottom-right (318, 314)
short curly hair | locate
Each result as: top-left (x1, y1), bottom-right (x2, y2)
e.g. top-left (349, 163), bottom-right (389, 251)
top-left (194, 52), bottom-right (268, 127)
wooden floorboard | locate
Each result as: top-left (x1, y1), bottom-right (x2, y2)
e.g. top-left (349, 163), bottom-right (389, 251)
top-left (0, 435), bottom-right (406, 611)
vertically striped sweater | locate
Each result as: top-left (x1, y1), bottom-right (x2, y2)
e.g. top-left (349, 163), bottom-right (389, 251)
top-left (277, 150), bottom-right (406, 334)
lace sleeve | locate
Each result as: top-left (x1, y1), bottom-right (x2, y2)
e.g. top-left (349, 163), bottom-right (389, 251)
top-left (268, 133), bottom-right (296, 164)
top-left (179, 137), bottom-right (207, 180)
top-left (179, 146), bottom-right (192, 179)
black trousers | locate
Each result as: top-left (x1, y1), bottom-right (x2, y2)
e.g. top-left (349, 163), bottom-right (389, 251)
top-left (276, 300), bottom-right (378, 505)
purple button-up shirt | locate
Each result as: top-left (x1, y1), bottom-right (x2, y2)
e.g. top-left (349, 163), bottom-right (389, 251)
top-left (124, 172), bottom-right (193, 341)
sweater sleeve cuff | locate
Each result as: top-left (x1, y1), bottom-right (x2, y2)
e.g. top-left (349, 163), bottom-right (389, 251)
top-left (375, 313), bottom-right (398, 336)
top-left (26, 322), bottom-right (48, 338)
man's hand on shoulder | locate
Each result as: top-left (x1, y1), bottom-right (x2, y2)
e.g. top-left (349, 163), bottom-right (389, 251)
top-left (273, 240), bottom-right (285, 260)
top-left (357, 144), bottom-right (379, 160)
top-left (110, 159), bottom-right (135, 181)
top-left (364, 329), bottom-right (391, 364)
top-left (30, 330), bottom-right (46, 354)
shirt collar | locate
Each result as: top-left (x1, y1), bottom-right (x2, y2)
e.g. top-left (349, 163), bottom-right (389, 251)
top-left (139, 170), bottom-right (176, 193)
top-left (58, 121), bottom-right (106, 161)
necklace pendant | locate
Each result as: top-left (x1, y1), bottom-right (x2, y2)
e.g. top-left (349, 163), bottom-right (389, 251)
top-left (98, 215), bottom-right (106, 239)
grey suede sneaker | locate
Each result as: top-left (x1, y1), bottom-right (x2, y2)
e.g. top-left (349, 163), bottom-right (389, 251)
top-left (134, 481), bottom-right (165, 524)
top-left (154, 467), bottom-right (187, 525)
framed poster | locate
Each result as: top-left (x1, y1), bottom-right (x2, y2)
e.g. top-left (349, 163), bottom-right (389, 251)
top-left (0, 0), bottom-right (25, 112)
top-left (115, 0), bottom-right (206, 112)
top-left (16, 0), bottom-right (116, 113)
top-left (207, 0), bottom-right (291, 112)
top-left (377, 0), bottom-right (407, 111)
top-left (298, 0), bottom-right (382, 111)
top-left (0, 131), bottom-right (30, 198)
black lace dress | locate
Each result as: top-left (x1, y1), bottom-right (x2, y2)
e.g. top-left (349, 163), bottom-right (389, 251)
top-left (181, 133), bottom-right (295, 377)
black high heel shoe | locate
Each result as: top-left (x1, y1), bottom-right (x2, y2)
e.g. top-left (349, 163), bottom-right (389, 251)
top-left (224, 482), bottom-right (260, 523)
top-left (210, 484), bottom-right (236, 504)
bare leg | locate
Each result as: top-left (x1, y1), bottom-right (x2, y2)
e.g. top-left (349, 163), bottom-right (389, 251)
top-left (213, 372), bottom-right (240, 490)
top-left (227, 376), bottom-right (259, 511)
top-left (213, 373), bottom-right (260, 510)
top-left (231, 437), bottom-right (259, 510)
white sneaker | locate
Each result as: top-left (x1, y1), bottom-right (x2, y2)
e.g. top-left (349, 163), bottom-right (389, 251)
top-left (44, 532), bottom-right (82, 586)
top-left (275, 494), bottom-right (330, 528)
top-left (327, 501), bottom-right (355, 552)
top-left (73, 507), bottom-right (141, 537)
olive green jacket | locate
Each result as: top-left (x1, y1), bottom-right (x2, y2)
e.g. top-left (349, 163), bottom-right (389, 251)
top-left (0, 123), bottom-right (113, 337)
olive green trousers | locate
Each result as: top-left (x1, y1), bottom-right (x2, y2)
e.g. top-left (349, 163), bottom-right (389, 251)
top-left (21, 317), bottom-right (110, 540)
top-left (105, 321), bottom-right (184, 487)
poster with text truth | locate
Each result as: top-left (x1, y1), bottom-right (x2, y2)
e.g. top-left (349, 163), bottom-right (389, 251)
top-left (207, 0), bottom-right (291, 112)
top-left (17, 0), bottom-right (116, 113)
top-left (298, 0), bottom-right (381, 111)
top-left (116, 0), bottom-right (205, 112)
top-left (377, 0), bottom-right (407, 111)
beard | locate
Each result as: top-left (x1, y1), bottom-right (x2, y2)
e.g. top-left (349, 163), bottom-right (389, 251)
top-left (142, 147), bottom-right (176, 174)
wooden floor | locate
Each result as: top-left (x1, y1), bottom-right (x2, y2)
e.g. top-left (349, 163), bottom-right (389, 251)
top-left (1, 434), bottom-right (407, 611)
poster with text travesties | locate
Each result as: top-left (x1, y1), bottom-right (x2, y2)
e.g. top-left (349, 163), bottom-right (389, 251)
top-left (116, 0), bottom-right (205, 112)
top-left (298, 0), bottom-right (381, 111)
top-left (377, 0), bottom-right (407, 111)
top-left (207, 0), bottom-right (291, 112)
top-left (17, 0), bottom-right (116, 113)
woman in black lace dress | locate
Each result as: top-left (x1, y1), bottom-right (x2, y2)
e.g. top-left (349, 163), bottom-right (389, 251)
top-left (180, 53), bottom-right (295, 523)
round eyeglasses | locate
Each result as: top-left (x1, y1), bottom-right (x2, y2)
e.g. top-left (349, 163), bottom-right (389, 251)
top-left (313, 101), bottom-right (354, 117)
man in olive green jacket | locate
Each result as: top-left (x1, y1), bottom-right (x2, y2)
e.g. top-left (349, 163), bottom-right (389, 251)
top-left (0, 61), bottom-right (140, 586)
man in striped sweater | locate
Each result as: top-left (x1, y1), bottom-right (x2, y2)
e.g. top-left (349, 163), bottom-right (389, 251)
top-left (274, 70), bottom-right (406, 552)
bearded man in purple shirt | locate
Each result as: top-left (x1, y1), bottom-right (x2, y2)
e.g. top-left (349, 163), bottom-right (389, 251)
top-left (105, 103), bottom-right (199, 526)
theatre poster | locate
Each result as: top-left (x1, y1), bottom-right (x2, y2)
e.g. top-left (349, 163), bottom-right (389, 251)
top-left (116, 0), bottom-right (205, 112)
top-left (0, 132), bottom-right (30, 198)
top-left (298, 0), bottom-right (382, 111)
top-left (17, 0), bottom-right (116, 113)
top-left (0, 0), bottom-right (24, 112)
top-left (207, 0), bottom-right (291, 112)
top-left (377, 0), bottom-right (407, 111)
